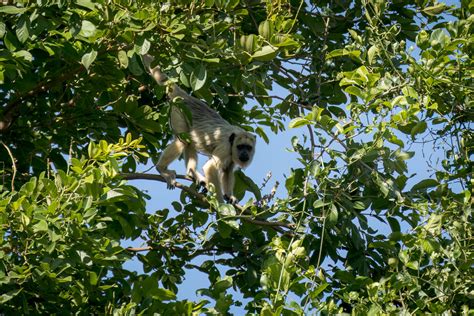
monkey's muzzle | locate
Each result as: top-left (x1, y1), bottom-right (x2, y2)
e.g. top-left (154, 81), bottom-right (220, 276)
top-left (239, 153), bottom-right (250, 162)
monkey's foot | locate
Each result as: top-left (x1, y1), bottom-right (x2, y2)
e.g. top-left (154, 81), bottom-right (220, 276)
top-left (159, 169), bottom-right (177, 189)
top-left (224, 195), bottom-right (238, 205)
top-left (199, 183), bottom-right (208, 195)
top-left (187, 169), bottom-right (208, 193)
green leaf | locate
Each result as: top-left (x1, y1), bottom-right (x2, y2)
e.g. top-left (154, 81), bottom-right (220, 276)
top-left (326, 48), bottom-right (361, 59)
top-left (4, 32), bottom-right (19, 51)
top-left (410, 121), bottom-right (427, 138)
top-left (313, 199), bottom-right (331, 209)
top-left (310, 283), bottom-right (328, 298)
top-left (387, 217), bottom-right (401, 232)
top-left (421, 239), bottom-right (438, 254)
top-left (32, 220), bottom-right (48, 232)
top-left (406, 261), bottom-right (419, 270)
top-left (118, 50), bottom-right (128, 68)
top-left (214, 276), bottom-right (233, 293)
top-left (139, 38), bottom-right (150, 55)
top-left (411, 179), bottom-right (438, 191)
top-left (425, 214), bottom-right (443, 234)
top-left (218, 204), bottom-right (236, 217)
top-left (345, 86), bottom-right (364, 99)
top-left (80, 20), bottom-right (96, 37)
top-left (0, 6), bottom-right (28, 14)
top-left (81, 50), bottom-right (97, 71)
top-left (154, 288), bottom-right (176, 300)
top-left (0, 22), bottom-right (5, 38)
top-left (14, 50), bottom-right (33, 61)
top-left (15, 17), bottom-right (29, 43)
top-left (353, 201), bottom-right (366, 210)
top-left (255, 126), bottom-right (269, 144)
top-left (217, 221), bottom-right (232, 238)
top-left (327, 204), bottom-right (338, 226)
top-left (76, 0), bottom-right (97, 10)
top-left (367, 45), bottom-right (378, 65)
top-left (422, 3), bottom-right (448, 16)
top-left (0, 289), bottom-right (22, 304)
top-left (89, 271), bottom-right (98, 285)
top-left (191, 65), bottom-right (207, 91)
top-left (234, 169), bottom-right (261, 200)
top-left (430, 29), bottom-right (450, 48)
top-left (289, 117), bottom-right (311, 129)
top-left (252, 45), bottom-right (278, 61)
top-left (374, 174), bottom-right (390, 197)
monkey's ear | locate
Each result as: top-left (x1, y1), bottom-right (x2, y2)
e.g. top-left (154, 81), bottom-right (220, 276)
top-left (229, 133), bottom-right (235, 145)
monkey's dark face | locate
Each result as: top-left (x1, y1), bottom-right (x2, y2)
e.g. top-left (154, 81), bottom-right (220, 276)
top-left (231, 132), bottom-right (256, 168)
top-left (237, 144), bottom-right (253, 163)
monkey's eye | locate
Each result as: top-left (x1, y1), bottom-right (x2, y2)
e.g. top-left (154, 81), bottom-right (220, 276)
top-left (237, 144), bottom-right (252, 151)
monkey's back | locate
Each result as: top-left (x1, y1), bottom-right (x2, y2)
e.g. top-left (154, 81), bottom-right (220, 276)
top-left (170, 95), bottom-right (242, 155)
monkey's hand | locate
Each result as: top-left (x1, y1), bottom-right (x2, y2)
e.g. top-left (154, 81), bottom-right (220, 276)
top-left (224, 194), bottom-right (239, 205)
top-left (159, 169), bottom-right (177, 189)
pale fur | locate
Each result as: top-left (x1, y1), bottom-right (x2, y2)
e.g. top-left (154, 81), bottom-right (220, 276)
top-left (143, 55), bottom-right (256, 203)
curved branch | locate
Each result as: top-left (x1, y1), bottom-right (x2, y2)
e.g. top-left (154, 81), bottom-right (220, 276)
top-left (121, 172), bottom-right (207, 200)
top-left (119, 172), bottom-right (296, 232)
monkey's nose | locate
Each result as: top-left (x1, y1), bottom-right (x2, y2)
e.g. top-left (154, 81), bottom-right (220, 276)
top-left (240, 154), bottom-right (249, 162)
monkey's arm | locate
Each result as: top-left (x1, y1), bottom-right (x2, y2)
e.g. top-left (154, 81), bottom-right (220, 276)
top-left (203, 159), bottom-right (224, 202)
top-left (222, 166), bottom-right (238, 204)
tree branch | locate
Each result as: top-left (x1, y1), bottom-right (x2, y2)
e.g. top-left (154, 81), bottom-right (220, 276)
top-left (120, 172), bottom-right (296, 232)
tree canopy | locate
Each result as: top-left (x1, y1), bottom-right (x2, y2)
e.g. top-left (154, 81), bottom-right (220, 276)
top-left (0, 0), bottom-right (472, 314)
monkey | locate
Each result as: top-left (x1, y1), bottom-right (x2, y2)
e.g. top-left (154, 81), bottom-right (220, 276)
top-left (142, 55), bottom-right (256, 204)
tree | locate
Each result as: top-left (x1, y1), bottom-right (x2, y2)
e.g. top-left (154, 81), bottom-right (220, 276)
top-left (0, 0), bottom-right (472, 314)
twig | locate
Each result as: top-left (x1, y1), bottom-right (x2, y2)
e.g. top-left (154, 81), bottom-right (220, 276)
top-left (1, 142), bottom-right (16, 191)
top-left (126, 246), bottom-right (152, 252)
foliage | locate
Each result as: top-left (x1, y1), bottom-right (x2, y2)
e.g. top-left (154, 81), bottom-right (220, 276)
top-left (0, 0), bottom-right (472, 314)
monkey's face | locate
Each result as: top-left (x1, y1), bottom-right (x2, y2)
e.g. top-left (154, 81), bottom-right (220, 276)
top-left (231, 132), bottom-right (256, 168)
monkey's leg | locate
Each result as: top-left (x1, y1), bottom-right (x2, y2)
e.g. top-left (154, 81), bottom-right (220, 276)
top-left (184, 146), bottom-right (207, 187)
top-left (222, 168), bottom-right (238, 204)
top-left (157, 139), bottom-right (185, 189)
top-left (203, 159), bottom-right (223, 202)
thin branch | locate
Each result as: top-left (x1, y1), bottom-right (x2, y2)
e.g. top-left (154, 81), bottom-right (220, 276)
top-left (126, 246), bottom-right (152, 252)
top-left (1, 141), bottom-right (16, 191)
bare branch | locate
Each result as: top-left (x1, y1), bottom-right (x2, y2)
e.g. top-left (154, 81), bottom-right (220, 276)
top-left (1, 142), bottom-right (16, 191)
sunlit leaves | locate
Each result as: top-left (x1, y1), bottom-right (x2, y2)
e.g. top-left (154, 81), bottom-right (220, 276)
top-left (422, 3), bottom-right (448, 16)
top-left (80, 20), bottom-right (96, 37)
top-left (288, 117), bottom-right (311, 129)
top-left (0, 6), bottom-right (28, 14)
top-left (15, 16), bottom-right (29, 43)
top-left (252, 45), bottom-right (278, 61)
top-left (118, 50), bottom-right (128, 68)
top-left (190, 64), bottom-right (207, 91)
top-left (81, 50), bottom-right (97, 71)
